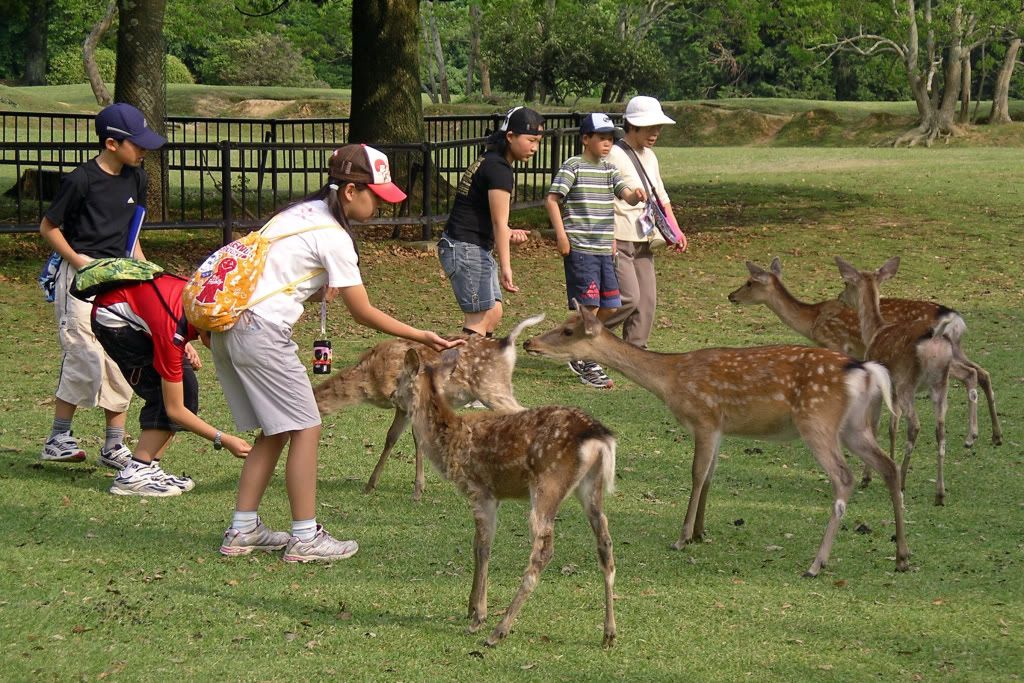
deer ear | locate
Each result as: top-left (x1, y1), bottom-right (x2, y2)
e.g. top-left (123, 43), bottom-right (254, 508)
top-left (769, 256), bottom-right (782, 276)
top-left (835, 256), bottom-right (859, 283)
top-left (745, 261), bottom-right (765, 276)
top-left (439, 348), bottom-right (460, 377)
top-left (403, 348), bottom-right (421, 374)
top-left (878, 257), bottom-right (900, 281)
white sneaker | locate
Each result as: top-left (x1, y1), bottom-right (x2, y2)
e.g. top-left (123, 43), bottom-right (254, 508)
top-left (40, 431), bottom-right (86, 463)
top-left (220, 521), bottom-right (291, 556)
top-left (109, 464), bottom-right (182, 497)
top-left (153, 464), bottom-right (195, 492)
top-left (98, 443), bottom-right (133, 470)
top-left (283, 525), bottom-right (359, 563)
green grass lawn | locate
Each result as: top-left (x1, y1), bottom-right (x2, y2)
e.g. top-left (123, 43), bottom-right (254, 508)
top-left (0, 145), bottom-right (1021, 680)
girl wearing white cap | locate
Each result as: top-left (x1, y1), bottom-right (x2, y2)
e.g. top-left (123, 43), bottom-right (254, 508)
top-left (605, 96), bottom-right (685, 349)
top-left (215, 144), bottom-right (462, 563)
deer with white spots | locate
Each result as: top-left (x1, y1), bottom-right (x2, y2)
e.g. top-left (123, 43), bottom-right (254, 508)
top-left (314, 314), bottom-right (543, 501)
top-left (728, 257), bottom-right (1001, 462)
top-left (836, 257), bottom-right (969, 506)
top-left (393, 348), bottom-right (617, 647)
top-left (524, 304), bottom-right (909, 578)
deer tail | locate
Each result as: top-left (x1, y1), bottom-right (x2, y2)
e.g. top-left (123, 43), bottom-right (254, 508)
top-left (933, 310), bottom-right (966, 345)
top-left (862, 361), bottom-right (895, 416)
top-left (601, 436), bottom-right (617, 495)
top-left (501, 313), bottom-right (546, 347)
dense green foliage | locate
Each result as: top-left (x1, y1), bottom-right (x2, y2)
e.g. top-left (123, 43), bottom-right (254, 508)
top-left (0, 0), bottom-right (1020, 110)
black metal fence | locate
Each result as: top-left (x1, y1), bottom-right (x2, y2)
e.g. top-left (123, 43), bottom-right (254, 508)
top-left (1, 110), bottom-right (609, 241)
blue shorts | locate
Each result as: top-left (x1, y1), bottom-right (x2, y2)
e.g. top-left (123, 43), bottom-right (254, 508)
top-left (437, 234), bottom-right (502, 313)
top-left (564, 250), bottom-right (621, 310)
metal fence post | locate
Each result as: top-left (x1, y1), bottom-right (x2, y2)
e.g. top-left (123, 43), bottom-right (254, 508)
top-left (422, 141), bottom-right (433, 242)
top-left (220, 140), bottom-right (233, 244)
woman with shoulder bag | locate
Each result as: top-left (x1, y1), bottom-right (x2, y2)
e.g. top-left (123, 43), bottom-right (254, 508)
top-left (605, 96), bottom-right (686, 349)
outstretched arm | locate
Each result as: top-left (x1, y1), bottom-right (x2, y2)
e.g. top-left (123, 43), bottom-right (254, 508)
top-left (338, 284), bottom-right (464, 352)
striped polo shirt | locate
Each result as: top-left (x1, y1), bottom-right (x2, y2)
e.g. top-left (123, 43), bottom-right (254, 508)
top-left (548, 156), bottom-right (629, 255)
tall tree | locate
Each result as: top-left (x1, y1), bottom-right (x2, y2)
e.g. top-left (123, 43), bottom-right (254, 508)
top-left (84, 0), bottom-right (117, 105)
top-left (115, 0), bottom-right (168, 218)
top-left (23, 0), bottom-right (49, 85)
top-left (349, 0), bottom-right (424, 144)
top-left (989, 37), bottom-right (1021, 123)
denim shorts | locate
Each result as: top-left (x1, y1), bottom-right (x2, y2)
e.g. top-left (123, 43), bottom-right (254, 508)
top-left (437, 234), bottom-right (501, 313)
top-left (564, 250), bottom-right (621, 310)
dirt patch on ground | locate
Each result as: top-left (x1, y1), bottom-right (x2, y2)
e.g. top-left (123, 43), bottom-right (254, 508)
top-left (229, 99), bottom-right (297, 118)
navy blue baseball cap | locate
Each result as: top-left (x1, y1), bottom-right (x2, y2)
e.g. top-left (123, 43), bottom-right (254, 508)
top-left (95, 103), bottom-right (167, 149)
top-left (580, 113), bottom-right (616, 135)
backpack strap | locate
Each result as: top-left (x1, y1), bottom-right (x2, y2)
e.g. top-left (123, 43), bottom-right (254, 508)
top-left (615, 139), bottom-right (661, 204)
top-left (243, 268), bottom-right (326, 310)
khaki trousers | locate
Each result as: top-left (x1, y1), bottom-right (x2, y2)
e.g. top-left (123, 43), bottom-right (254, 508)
top-left (603, 240), bottom-right (657, 349)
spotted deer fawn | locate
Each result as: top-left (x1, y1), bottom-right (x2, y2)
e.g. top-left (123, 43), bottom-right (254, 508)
top-left (728, 257), bottom-right (1001, 457)
top-left (524, 305), bottom-right (909, 577)
top-left (394, 348), bottom-right (618, 647)
top-left (836, 257), bottom-right (969, 506)
top-left (314, 314), bottom-right (543, 501)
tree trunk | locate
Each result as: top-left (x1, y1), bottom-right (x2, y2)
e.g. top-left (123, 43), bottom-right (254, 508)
top-left (480, 60), bottom-right (491, 98)
top-left (957, 52), bottom-right (971, 123)
top-left (85, 0), bottom-right (117, 106)
top-left (420, 8), bottom-right (438, 104)
top-left (115, 0), bottom-right (167, 220)
top-left (466, 2), bottom-right (481, 97)
top-left (427, 1), bottom-right (450, 104)
top-left (23, 0), bottom-right (48, 85)
top-left (350, 0), bottom-right (425, 144)
top-left (989, 38), bottom-right (1021, 124)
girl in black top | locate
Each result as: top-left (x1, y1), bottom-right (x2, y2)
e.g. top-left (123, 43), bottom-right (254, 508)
top-left (438, 106), bottom-right (544, 336)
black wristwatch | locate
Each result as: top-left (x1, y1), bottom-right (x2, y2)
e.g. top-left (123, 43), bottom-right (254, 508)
top-left (213, 431), bottom-right (223, 450)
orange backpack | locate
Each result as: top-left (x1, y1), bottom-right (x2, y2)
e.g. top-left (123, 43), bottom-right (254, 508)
top-left (182, 217), bottom-right (337, 332)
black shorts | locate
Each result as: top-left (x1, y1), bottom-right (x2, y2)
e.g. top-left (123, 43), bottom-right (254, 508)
top-left (91, 321), bottom-right (199, 432)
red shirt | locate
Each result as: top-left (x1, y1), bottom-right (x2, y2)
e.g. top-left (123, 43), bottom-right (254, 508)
top-left (93, 275), bottom-right (197, 382)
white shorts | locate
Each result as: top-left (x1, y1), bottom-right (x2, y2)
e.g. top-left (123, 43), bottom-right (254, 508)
top-left (210, 311), bottom-right (321, 436)
top-left (53, 261), bottom-right (133, 412)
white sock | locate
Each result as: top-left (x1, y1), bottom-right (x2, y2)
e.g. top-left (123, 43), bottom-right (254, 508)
top-left (123, 458), bottom-right (151, 474)
top-left (291, 518), bottom-right (318, 542)
top-left (231, 510), bottom-right (259, 534)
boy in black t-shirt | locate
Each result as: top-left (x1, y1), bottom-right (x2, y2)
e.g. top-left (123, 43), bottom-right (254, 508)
top-left (39, 103), bottom-right (166, 469)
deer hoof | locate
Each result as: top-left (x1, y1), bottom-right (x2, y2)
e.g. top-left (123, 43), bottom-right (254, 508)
top-left (485, 627), bottom-right (508, 647)
top-left (895, 558), bottom-right (910, 572)
top-left (992, 434), bottom-right (1003, 447)
top-left (466, 621), bottom-right (484, 635)
top-left (603, 632), bottom-right (616, 648)
top-left (363, 482), bottom-right (376, 494)
top-left (934, 494), bottom-right (945, 507)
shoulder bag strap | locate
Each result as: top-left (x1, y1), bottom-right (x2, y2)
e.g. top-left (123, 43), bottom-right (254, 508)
top-left (615, 140), bottom-right (661, 204)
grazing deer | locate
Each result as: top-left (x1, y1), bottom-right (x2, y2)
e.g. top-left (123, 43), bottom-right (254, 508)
top-left (524, 305), bottom-right (909, 578)
top-left (394, 348), bottom-right (617, 647)
top-left (314, 314), bottom-right (543, 501)
top-left (836, 257), bottom-right (966, 506)
top-left (728, 257), bottom-right (1001, 454)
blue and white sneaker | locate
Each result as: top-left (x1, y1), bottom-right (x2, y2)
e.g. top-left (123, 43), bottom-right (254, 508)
top-left (109, 464), bottom-right (181, 497)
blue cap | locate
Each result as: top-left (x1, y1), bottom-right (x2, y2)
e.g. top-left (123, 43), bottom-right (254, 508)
top-left (95, 103), bottom-right (166, 150)
top-left (580, 113), bottom-right (616, 135)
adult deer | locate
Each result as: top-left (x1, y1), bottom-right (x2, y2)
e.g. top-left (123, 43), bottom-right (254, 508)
top-left (394, 348), bottom-right (618, 647)
top-left (727, 257), bottom-right (1001, 453)
top-left (524, 305), bottom-right (910, 577)
top-left (314, 314), bottom-right (543, 500)
top-left (836, 257), bottom-right (965, 506)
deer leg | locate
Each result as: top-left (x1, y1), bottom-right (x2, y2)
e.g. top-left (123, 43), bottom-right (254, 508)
top-left (412, 430), bottom-right (425, 502)
top-left (931, 373), bottom-right (950, 506)
top-left (842, 425), bottom-right (910, 573)
top-left (901, 403), bottom-right (920, 494)
top-left (467, 495), bottom-right (498, 633)
top-left (967, 359), bottom-right (1002, 446)
top-left (364, 409), bottom-right (411, 495)
top-left (486, 503), bottom-right (558, 647)
top-left (948, 355), bottom-right (979, 448)
top-left (578, 475), bottom-right (616, 648)
top-left (673, 431), bottom-right (721, 549)
top-left (802, 432), bottom-right (855, 578)
top-left (860, 398), bottom-right (884, 488)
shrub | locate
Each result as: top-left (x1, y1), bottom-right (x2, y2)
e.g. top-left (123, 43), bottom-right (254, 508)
top-left (47, 48), bottom-right (195, 86)
top-left (48, 47), bottom-right (116, 85)
top-left (198, 33), bottom-right (325, 88)
top-left (165, 54), bottom-right (195, 84)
